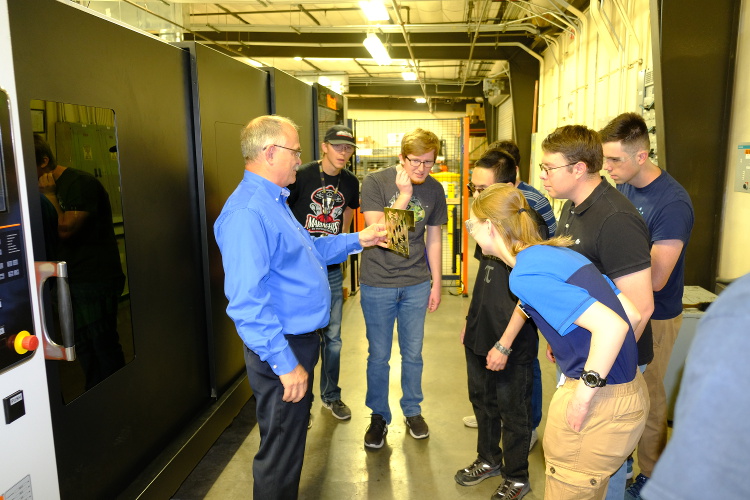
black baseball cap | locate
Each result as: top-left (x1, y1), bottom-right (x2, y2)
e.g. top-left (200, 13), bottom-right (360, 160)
top-left (324, 125), bottom-right (356, 146)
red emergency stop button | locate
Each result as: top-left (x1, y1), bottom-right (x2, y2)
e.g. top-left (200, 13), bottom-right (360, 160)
top-left (14, 331), bottom-right (39, 354)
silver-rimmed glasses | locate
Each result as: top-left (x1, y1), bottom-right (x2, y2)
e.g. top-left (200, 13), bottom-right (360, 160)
top-left (265, 144), bottom-right (302, 158)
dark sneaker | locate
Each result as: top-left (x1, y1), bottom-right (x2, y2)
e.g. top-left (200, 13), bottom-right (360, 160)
top-left (454, 458), bottom-right (502, 486)
top-left (491, 478), bottom-right (530, 500)
top-left (625, 473), bottom-right (648, 500)
top-left (323, 399), bottom-right (352, 420)
top-left (405, 414), bottom-right (430, 439)
top-left (364, 414), bottom-right (388, 449)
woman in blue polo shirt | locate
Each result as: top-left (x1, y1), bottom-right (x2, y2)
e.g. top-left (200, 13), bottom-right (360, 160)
top-left (467, 184), bottom-right (649, 500)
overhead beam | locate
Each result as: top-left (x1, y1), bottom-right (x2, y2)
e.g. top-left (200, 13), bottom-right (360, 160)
top-left (184, 30), bottom-right (535, 45)
top-left (347, 83), bottom-right (491, 98)
top-left (348, 97), bottom-right (479, 112)
top-left (215, 44), bottom-right (534, 61)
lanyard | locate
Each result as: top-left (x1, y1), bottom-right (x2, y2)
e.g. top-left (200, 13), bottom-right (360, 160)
top-left (318, 161), bottom-right (340, 216)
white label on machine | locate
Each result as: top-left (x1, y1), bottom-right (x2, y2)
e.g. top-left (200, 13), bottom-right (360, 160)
top-left (3, 475), bottom-right (33, 500)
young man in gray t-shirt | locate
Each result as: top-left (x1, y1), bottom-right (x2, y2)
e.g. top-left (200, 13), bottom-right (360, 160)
top-left (359, 128), bottom-right (448, 449)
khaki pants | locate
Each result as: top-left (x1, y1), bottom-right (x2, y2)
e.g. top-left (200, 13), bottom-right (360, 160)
top-left (543, 372), bottom-right (649, 500)
top-left (636, 315), bottom-right (682, 477)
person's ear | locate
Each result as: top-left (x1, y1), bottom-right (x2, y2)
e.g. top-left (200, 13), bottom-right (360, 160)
top-left (573, 161), bottom-right (587, 178)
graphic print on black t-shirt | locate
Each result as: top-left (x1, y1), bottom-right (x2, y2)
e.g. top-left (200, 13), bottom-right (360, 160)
top-left (303, 185), bottom-right (346, 236)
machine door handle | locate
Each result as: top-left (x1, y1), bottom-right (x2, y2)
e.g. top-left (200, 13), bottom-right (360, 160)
top-left (34, 261), bottom-right (76, 361)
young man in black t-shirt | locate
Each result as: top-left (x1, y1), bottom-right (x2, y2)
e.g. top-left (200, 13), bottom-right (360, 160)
top-left (34, 134), bottom-right (126, 390)
top-left (456, 149), bottom-right (548, 500)
top-left (288, 125), bottom-right (359, 421)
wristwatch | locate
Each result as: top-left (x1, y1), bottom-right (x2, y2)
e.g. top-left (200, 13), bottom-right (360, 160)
top-left (580, 370), bottom-right (607, 388)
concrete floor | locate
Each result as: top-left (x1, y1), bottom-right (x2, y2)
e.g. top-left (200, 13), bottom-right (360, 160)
top-left (171, 269), bottom-right (642, 499)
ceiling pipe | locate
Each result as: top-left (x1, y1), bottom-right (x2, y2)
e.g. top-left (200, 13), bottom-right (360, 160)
top-left (551, 0), bottom-right (589, 121)
top-left (459, 0), bottom-right (494, 92)
top-left (512, 0), bottom-right (576, 36)
top-left (613, 0), bottom-right (640, 51)
top-left (390, 0), bottom-right (428, 101)
top-left (119, 0), bottom-right (251, 61)
top-left (590, 0), bottom-right (621, 54)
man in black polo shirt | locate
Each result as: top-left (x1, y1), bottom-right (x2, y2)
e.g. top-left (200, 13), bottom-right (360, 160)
top-left (539, 125), bottom-right (654, 495)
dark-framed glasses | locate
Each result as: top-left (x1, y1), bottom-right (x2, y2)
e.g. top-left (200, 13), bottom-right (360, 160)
top-left (466, 182), bottom-right (486, 195)
top-left (538, 161), bottom-right (577, 174)
top-left (265, 144), bottom-right (302, 158)
top-left (405, 156), bottom-right (436, 168)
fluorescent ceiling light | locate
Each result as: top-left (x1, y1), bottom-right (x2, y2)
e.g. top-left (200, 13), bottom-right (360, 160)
top-left (294, 56), bottom-right (303, 61)
top-left (363, 33), bottom-right (391, 66)
top-left (402, 71), bottom-right (417, 81)
top-left (359, 1), bottom-right (389, 22)
top-left (415, 97), bottom-right (427, 104)
top-left (245, 58), bottom-right (263, 67)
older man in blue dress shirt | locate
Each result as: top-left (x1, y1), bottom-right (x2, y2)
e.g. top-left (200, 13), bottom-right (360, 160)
top-left (214, 115), bottom-right (385, 500)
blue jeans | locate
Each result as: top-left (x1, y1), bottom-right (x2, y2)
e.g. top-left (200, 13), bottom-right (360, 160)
top-left (320, 266), bottom-right (343, 403)
top-left (360, 281), bottom-right (431, 424)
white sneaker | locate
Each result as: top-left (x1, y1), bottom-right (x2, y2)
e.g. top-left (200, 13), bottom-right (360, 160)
top-left (529, 429), bottom-right (538, 452)
top-left (463, 415), bottom-right (478, 428)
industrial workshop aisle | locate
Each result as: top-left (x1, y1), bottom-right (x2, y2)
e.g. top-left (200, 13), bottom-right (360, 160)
top-left (172, 265), bottom-right (563, 499)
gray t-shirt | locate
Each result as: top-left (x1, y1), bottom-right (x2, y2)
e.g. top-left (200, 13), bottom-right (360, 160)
top-left (360, 166), bottom-right (448, 287)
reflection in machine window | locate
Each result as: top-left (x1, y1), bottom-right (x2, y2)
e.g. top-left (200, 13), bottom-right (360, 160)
top-left (31, 101), bottom-right (133, 403)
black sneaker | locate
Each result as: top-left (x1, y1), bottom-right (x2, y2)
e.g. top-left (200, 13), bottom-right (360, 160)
top-left (454, 458), bottom-right (502, 486)
top-left (625, 473), bottom-right (648, 500)
top-left (364, 414), bottom-right (388, 449)
top-left (404, 414), bottom-right (429, 439)
top-left (323, 399), bottom-right (352, 420)
top-left (491, 478), bottom-right (530, 500)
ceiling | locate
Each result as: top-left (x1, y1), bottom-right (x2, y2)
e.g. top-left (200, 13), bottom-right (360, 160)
top-left (79, 0), bottom-right (589, 107)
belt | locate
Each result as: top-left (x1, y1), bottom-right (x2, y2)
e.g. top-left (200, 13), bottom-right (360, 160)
top-left (286, 329), bottom-right (323, 339)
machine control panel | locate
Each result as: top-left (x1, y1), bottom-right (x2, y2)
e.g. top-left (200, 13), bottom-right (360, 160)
top-left (0, 227), bottom-right (34, 374)
top-left (0, 88), bottom-right (36, 375)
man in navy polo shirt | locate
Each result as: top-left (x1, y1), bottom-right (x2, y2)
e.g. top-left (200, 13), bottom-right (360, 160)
top-left (600, 113), bottom-right (694, 499)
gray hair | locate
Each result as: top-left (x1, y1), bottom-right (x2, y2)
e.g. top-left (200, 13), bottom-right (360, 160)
top-left (240, 115), bottom-right (299, 162)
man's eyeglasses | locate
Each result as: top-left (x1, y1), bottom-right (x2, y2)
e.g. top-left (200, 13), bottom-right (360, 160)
top-left (405, 156), bottom-right (436, 168)
top-left (466, 182), bottom-right (486, 195)
top-left (265, 144), bottom-right (302, 158)
top-left (328, 143), bottom-right (356, 154)
top-left (538, 161), bottom-right (577, 174)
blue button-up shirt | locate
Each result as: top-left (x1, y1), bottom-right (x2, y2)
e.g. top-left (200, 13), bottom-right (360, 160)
top-left (215, 170), bottom-right (362, 376)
